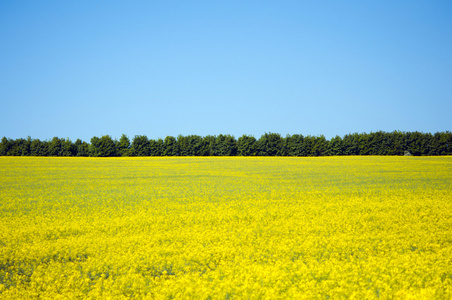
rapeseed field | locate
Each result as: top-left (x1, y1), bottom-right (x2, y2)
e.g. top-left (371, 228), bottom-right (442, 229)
top-left (0, 156), bottom-right (451, 299)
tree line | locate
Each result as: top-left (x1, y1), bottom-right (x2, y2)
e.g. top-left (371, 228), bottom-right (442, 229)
top-left (1, 131), bottom-right (451, 157)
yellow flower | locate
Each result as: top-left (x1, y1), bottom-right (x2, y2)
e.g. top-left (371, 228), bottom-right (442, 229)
top-left (0, 156), bottom-right (451, 298)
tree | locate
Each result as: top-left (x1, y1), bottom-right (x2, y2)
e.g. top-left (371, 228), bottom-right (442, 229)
top-left (118, 134), bottom-right (131, 156)
top-left (446, 131), bottom-right (452, 155)
top-left (215, 134), bottom-right (237, 156)
top-left (6, 138), bottom-right (30, 156)
top-left (237, 135), bottom-right (257, 156)
top-left (22, 136), bottom-right (32, 156)
top-left (405, 132), bottom-right (423, 156)
top-left (185, 135), bottom-right (203, 156)
top-left (131, 135), bottom-right (150, 156)
top-left (343, 133), bottom-right (359, 155)
top-left (177, 135), bottom-right (189, 156)
top-left (199, 135), bottom-right (216, 156)
top-left (2, 131), bottom-right (451, 157)
top-left (49, 137), bottom-right (63, 156)
top-left (74, 139), bottom-right (89, 157)
top-left (369, 131), bottom-right (384, 155)
top-left (327, 135), bottom-right (344, 156)
top-left (256, 133), bottom-right (283, 156)
top-left (305, 136), bottom-right (314, 156)
top-left (286, 134), bottom-right (304, 156)
top-left (89, 137), bottom-right (100, 157)
top-left (312, 135), bottom-right (328, 156)
top-left (387, 131), bottom-right (404, 156)
top-left (0, 137), bottom-right (12, 156)
top-left (163, 136), bottom-right (178, 156)
top-left (61, 138), bottom-right (76, 156)
top-left (149, 138), bottom-right (164, 156)
top-left (225, 135), bottom-right (238, 156)
top-left (30, 139), bottom-right (47, 156)
top-left (90, 135), bottom-right (117, 157)
top-left (432, 131), bottom-right (451, 155)
top-left (357, 133), bottom-right (370, 155)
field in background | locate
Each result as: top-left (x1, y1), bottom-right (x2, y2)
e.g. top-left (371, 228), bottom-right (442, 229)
top-left (0, 156), bottom-right (451, 299)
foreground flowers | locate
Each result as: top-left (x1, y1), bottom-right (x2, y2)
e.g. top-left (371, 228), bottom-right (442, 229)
top-left (0, 156), bottom-right (451, 298)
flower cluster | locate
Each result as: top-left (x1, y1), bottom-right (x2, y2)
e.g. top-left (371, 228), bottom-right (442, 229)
top-left (0, 156), bottom-right (451, 298)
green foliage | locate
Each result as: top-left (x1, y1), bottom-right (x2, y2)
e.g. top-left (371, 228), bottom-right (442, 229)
top-left (48, 137), bottom-right (63, 156)
top-left (177, 135), bottom-right (203, 156)
top-left (90, 136), bottom-right (117, 157)
top-left (131, 135), bottom-right (150, 156)
top-left (2, 131), bottom-right (451, 157)
top-left (215, 134), bottom-right (237, 156)
top-left (61, 138), bottom-right (76, 156)
top-left (285, 134), bottom-right (304, 156)
top-left (75, 139), bottom-right (90, 157)
top-left (327, 135), bottom-right (344, 156)
top-left (149, 138), bottom-right (164, 156)
top-left (118, 134), bottom-right (131, 157)
top-left (200, 136), bottom-right (216, 156)
top-left (311, 135), bottom-right (328, 156)
top-left (0, 137), bottom-right (11, 156)
top-left (237, 135), bottom-right (257, 156)
top-left (342, 133), bottom-right (359, 155)
top-left (256, 133), bottom-right (283, 156)
top-left (163, 136), bottom-right (178, 156)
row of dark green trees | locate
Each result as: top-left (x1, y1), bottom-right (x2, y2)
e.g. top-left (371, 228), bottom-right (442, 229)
top-left (1, 131), bottom-right (451, 157)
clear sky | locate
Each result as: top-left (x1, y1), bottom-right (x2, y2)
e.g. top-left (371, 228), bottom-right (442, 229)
top-left (1, 1), bottom-right (451, 142)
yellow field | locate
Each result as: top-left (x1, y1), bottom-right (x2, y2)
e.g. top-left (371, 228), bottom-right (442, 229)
top-left (0, 156), bottom-right (451, 299)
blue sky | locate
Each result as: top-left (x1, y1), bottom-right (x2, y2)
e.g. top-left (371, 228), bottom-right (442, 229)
top-left (1, 1), bottom-right (451, 142)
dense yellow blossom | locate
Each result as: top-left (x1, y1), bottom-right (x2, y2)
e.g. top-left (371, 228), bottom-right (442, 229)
top-left (0, 156), bottom-right (451, 299)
